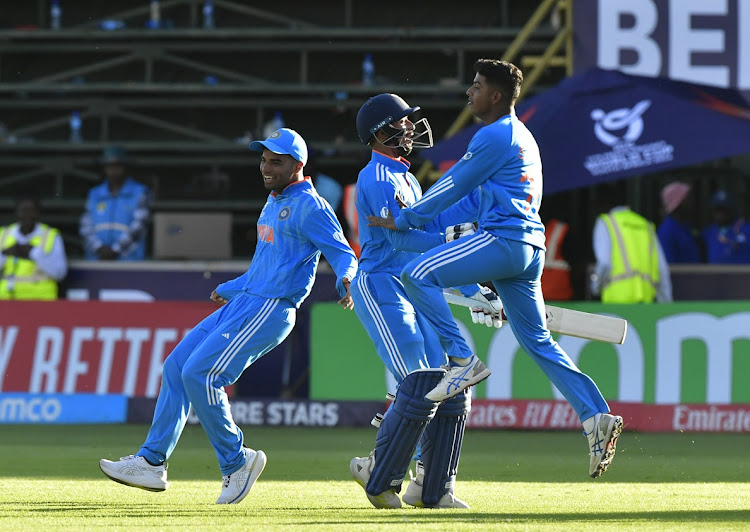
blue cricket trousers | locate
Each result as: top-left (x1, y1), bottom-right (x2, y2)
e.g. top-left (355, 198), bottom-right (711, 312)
top-left (138, 292), bottom-right (295, 475)
top-left (401, 229), bottom-right (609, 421)
top-left (352, 270), bottom-right (446, 383)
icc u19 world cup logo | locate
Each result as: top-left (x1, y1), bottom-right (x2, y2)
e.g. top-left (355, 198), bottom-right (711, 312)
top-left (590, 100), bottom-right (651, 147)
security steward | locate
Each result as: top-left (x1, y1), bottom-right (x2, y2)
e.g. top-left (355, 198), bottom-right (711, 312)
top-left (0, 195), bottom-right (68, 300)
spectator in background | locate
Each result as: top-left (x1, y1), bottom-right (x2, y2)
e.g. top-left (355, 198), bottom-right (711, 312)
top-left (80, 145), bottom-right (152, 260)
top-left (539, 195), bottom-right (579, 300)
top-left (591, 182), bottom-right (672, 303)
top-left (703, 189), bottom-right (750, 264)
top-left (540, 214), bottom-right (573, 301)
top-left (0, 193), bottom-right (67, 300)
top-left (657, 181), bottom-right (703, 263)
top-left (307, 151), bottom-right (343, 212)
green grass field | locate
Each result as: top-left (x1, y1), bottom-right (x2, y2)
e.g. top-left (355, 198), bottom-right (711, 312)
top-left (1, 425), bottom-right (749, 531)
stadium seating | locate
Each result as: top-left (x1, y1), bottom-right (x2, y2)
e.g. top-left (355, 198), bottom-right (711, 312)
top-left (0, 0), bottom-right (562, 257)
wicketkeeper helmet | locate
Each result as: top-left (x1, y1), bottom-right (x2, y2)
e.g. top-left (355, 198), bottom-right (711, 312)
top-left (356, 94), bottom-right (433, 152)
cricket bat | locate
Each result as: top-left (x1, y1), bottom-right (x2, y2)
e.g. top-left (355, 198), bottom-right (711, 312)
top-left (443, 292), bottom-right (627, 344)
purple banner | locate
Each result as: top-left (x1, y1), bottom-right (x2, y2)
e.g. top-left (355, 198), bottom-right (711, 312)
top-left (62, 261), bottom-right (246, 301)
top-left (574, 0), bottom-right (750, 100)
top-left (62, 261), bottom-right (340, 303)
top-left (128, 396), bottom-right (382, 427)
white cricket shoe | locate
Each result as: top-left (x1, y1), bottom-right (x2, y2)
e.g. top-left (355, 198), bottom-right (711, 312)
top-left (99, 454), bottom-right (169, 492)
top-left (349, 451), bottom-right (401, 509)
top-left (402, 461), bottom-right (469, 509)
top-left (216, 447), bottom-right (267, 504)
top-left (425, 356), bottom-right (491, 402)
top-left (583, 413), bottom-right (623, 478)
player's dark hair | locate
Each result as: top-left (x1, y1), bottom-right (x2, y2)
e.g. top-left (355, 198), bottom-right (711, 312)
top-left (474, 59), bottom-right (523, 103)
top-left (14, 190), bottom-right (41, 210)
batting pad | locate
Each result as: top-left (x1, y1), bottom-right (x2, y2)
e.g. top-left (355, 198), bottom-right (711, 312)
top-left (365, 369), bottom-right (444, 496)
top-left (419, 389), bottom-right (471, 506)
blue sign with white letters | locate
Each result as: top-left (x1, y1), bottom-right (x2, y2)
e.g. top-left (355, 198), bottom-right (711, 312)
top-left (0, 393), bottom-right (127, 424)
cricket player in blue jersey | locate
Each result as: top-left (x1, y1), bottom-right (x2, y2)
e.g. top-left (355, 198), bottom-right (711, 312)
top-left (348, 93), bottom-right (503, 509)
top-left (100, 128), bottom-right (358, 504)
top-left (368, 60), bottom-right (623, 479)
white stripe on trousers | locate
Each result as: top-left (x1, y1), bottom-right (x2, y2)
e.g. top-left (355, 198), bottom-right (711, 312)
top-left (409, 231), bottom-right (496, 280)
top-left (205, 297), bottom-right (279, 405)
top-left (356, 272), bottom-right (409, 379)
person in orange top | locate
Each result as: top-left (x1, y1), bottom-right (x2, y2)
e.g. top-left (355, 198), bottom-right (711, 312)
top-left (541, 216), bottom-right (573, 301)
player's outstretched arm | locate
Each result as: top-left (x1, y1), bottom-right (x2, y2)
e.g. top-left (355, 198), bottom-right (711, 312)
top-left (304, 202), bottom-right (358, 306)
top-left (366, 210), bottom-right (398, 230)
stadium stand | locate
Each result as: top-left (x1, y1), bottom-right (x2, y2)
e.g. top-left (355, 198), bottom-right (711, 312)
top-left (0, 0), bottom-right (566, 258)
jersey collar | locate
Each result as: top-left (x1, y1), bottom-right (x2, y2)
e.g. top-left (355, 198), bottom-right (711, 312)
top-left (371, 150), bottom-right (411, 171)
top-left (270, 175), bottom-right (311, 198)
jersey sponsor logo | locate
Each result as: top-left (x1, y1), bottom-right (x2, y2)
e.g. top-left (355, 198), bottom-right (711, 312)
top-left (221, 332), bottom-right (230, 339)
top-left (258, 224), bottom-right (275, 243)
top-left (370, 115), bottom-right (394, 133)
top-left (462, 152), bottom-right (473, 160)
top-left (379, 206), bottom-right (389, 218)
top-left (278, 206), bottom-right (291, 221)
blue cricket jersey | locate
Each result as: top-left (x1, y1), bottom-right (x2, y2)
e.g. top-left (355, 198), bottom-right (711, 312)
top-left (80, 178), bottom-right (151, 260)
top-left (702, 219), bottom-right (750, 264)
top-left (657, 215), bottom-right (702, 263)
top-left (215, 178), bottom-right (357, 307)
top-left (395, 112), bottom-right (546, 250)
top-left (357, 151), bottom-right (480, 276)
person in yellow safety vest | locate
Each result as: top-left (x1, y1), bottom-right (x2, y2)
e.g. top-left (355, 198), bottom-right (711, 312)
top-left (591, 184), bottom-right (672, 303)
top-left (0, 194), bottom-right (68, 300)
top-left (541, 218), bottom-right (573, 301)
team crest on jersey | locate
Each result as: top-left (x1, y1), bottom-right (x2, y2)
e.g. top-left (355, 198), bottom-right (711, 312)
top-left (380, 206), bottom-right (389, 218)
top-left (278, 206), bottom-right (291, 220)
top-left (462, 152), bottom-right (473, 160)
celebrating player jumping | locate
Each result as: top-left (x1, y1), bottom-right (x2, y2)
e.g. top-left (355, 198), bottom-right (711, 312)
top-left (367, 59), bottom-right (623, 479)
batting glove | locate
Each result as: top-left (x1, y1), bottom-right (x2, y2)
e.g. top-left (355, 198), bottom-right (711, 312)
top-left (445, 222), bottom-right (478, 242)
top-left (470, 286), bottom-right (503, 328)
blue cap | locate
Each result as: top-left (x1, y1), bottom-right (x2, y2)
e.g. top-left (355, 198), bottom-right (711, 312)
top-left (712, 189), bottom-right (734, 209)
top-left (249, 128), bottom-right (308, 165)
top-left (100, 145), bottom-right (128, 165)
